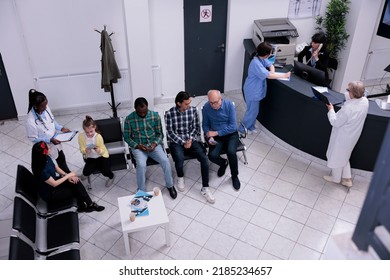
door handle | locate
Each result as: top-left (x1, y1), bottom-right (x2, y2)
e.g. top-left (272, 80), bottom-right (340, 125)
top-left (217, 43), bottom-right (225, 53)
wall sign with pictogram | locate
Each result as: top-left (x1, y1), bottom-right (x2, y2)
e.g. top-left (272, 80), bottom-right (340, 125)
top-left (200, 5), bottom-right (212, 23)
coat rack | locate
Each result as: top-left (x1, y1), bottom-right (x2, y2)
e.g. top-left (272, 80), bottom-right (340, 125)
top-left (95, 25), bottom-right (121, 118)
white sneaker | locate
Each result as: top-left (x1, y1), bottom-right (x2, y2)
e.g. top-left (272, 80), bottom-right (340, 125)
top-left (177, 177), bottom-right (185, 192)
top-left (201, 187), bottom-right (215, 204)
top-left (341, 178), bottom-right (353, 188)
top-left (105, 175), bottom-right (115, 188)
top-left (248, 129), bottom-right (258, 135)
top-left (323, 175), bottom-right (340, 184)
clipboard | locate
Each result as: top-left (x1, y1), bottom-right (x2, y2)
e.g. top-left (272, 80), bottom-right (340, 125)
top-left (53, 131), bottom-right (78, 142)
top-left (312, 87), bottom-right (331, 105)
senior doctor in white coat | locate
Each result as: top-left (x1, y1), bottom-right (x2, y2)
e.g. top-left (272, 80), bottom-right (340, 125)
top-left (323, 81), bottom-right (369, 188)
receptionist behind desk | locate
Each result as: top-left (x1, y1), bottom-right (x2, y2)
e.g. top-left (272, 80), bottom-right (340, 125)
top-left (298, 32), bottom-right (329, 73)
top-left (26, 89), bottom-right (71, 173)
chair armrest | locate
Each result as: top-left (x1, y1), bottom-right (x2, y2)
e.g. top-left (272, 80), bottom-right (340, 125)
top-left (106, 142), bottom-right (126, 155)
top-left (238, 120), bottom-right (248, 139)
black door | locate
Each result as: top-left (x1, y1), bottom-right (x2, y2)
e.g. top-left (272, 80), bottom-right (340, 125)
top-left (0, 53), bottom-right (17, 120)
top-left (184, 0), bottom-right (228, 96)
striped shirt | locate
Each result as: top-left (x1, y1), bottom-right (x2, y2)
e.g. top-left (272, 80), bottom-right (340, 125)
top-left (123, 110), bottom-right (163, 148)
top-left (165, 106), bottom-right (200, 145)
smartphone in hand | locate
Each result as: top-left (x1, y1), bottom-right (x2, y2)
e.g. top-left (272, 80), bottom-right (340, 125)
top-left (86, 143), bottom-right (95, 149)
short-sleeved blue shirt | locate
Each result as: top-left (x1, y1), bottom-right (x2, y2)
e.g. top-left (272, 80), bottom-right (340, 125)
top-left (243, 57), bottom-right (271, 102)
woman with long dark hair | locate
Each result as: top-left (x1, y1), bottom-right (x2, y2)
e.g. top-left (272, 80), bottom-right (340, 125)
top-left (31, 141), bottom-right (105, 212)
top-left (26, 89), bottom-right (71, 173)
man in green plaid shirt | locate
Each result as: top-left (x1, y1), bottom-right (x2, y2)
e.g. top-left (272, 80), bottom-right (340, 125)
top-left (123, 97), bottom-right (177, 199)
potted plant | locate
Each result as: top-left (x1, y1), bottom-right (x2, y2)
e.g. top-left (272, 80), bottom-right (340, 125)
top-left (315, 0), bottom-right (350, 60)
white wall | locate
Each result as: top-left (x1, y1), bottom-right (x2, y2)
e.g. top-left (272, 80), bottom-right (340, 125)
top-left (0, 0), bottom-right (130, 117)
top-left (1, 0), bottom-right (388, 119)
top-left (150, 0), bottom-right (184, 99)
top-left (361, 0), bottom-right (390, 85)
top-left (334, 0), bottom-right (390, 92)
top-left (122, 0), bottom-right (155, 108)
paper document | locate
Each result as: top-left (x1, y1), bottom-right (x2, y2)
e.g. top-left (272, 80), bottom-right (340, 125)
top-left (275, 72), bottom-right (290, 81)
top-left (312, 86), bottom-right (328, 93)
top-left (375, 99), bottom-right (390, 110)
top-left (53, 131), bottom-right (78, 142)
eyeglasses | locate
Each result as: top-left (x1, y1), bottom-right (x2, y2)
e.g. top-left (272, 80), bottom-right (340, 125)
top-left (209, 98), bottom-right (221, 105)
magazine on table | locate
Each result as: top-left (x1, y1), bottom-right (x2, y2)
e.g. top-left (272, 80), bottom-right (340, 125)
top-left (130, 190), bottom-right (153, 217)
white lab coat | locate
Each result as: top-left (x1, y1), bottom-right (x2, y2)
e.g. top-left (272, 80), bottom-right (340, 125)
top-left (326, 97), bottom-right (369, 168)
top-left (25, 106), bottom-right (63, 159)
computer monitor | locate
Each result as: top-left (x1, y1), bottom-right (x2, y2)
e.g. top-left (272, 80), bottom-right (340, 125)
top-left (377, 0), bottom-right (390, 39)
top-left (293, 61), bottom-right (327, 87)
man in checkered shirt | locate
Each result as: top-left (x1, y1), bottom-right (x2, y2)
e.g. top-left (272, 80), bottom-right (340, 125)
top-left (165, 91), bottom-right (215, 204)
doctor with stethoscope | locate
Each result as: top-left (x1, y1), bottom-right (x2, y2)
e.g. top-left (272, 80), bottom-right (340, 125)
top-left (26, 89), bottom-right (71, 173)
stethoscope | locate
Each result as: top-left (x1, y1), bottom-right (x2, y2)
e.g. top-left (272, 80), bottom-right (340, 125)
top-left (34, 108), bottom-right (54, 131)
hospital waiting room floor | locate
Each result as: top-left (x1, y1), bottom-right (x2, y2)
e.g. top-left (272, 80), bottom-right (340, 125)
top-left (0, 86), bottom-right (385, 260)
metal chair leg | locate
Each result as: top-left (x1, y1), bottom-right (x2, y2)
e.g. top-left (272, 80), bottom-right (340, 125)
top-left (87, 176), bottom-right (92, 190)
top-left (242, 150), bottom-right (248, 165)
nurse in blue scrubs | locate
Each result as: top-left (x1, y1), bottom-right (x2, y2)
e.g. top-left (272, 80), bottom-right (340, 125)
top-left (242, 42), bottom-right (291, 134)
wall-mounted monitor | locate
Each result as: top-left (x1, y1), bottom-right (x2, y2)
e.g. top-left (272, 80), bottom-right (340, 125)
top-left (377, 0), bottom-right (390, 39)
top-left (293, 61), bottom-right (327, 87)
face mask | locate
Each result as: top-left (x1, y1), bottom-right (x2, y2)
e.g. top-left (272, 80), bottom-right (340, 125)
top-left (268, 55), bottom-right (275, 65)
top-left (344, 91), bottom-right (351, 101)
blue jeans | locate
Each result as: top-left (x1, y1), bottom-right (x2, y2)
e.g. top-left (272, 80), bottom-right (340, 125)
top-left (208, 132), bottom-right (239, 177)
top-left (169, 141), bottom-right (209, 187)
top-left (131, 144), bottom-right (173, 191)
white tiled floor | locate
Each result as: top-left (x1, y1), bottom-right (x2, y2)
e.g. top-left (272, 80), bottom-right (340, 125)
top-left (0, 88), bottom-right (381, 260)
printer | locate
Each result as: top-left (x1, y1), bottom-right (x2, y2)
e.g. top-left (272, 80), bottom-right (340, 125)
top-left (252, 18), bottom-right (299, 66)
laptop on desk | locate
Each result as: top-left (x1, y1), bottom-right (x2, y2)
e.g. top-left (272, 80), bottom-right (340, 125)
top-left (311, 87), bottom-right (343, 106)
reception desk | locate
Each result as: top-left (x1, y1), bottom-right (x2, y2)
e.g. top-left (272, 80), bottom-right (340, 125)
top-left (243, 39), bottom-right (390, 171)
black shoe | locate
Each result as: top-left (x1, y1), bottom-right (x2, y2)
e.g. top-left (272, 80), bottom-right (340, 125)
top-left (232, 176), bottom-right (241, 190)
top-left (77, 206), bottom-right (87, 213)
top-left (85, 202), bottom-right (105, 212)
top-left (217, 160), bottom-right (228, 177)
top-left (167, 186), bottom-right (177, 199)
top-left (77, 202), bottom-right (88, 213)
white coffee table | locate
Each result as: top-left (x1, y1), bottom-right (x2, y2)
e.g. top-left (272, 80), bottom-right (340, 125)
top-left (117, 192), bottom-right (170, 255)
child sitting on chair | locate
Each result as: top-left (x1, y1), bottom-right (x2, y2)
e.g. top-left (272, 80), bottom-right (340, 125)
top-left (78, 115), bottom-right (115, 187)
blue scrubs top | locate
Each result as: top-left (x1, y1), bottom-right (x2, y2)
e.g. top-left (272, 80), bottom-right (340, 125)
top-left (243, 57), bottom-right (271, 101)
